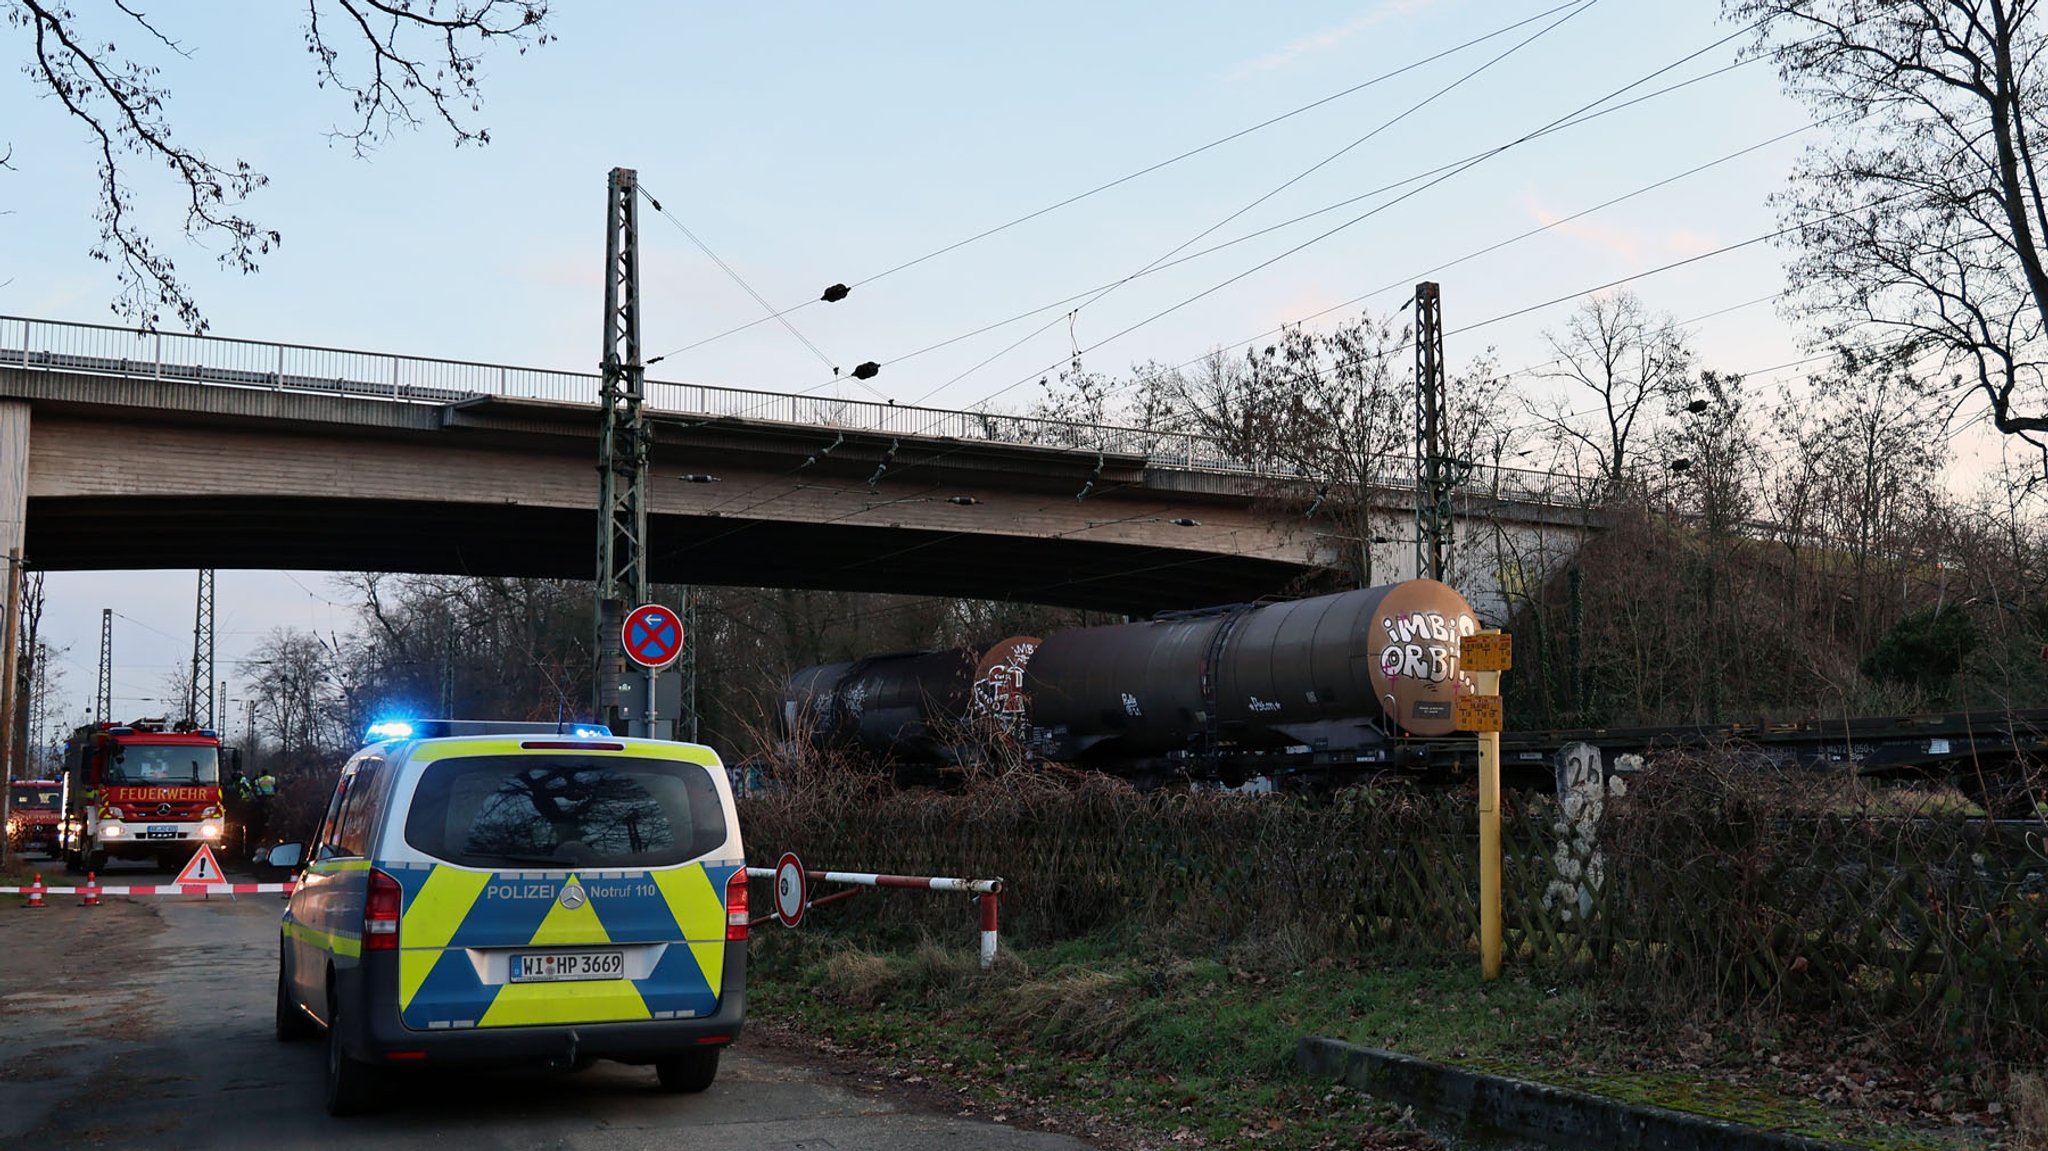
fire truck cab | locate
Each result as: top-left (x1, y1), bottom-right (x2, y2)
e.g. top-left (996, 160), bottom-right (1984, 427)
top-left (60, 719), bottom-right (229, 871)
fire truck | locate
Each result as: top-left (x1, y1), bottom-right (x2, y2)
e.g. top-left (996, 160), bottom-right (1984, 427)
top-left (6, 778), bottom-right (62, 856)
top-left (59, 719), bottom-right (230, 871)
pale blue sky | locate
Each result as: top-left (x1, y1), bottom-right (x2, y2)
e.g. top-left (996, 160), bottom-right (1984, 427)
top-left (1, 1), bottom-right (1861, 722)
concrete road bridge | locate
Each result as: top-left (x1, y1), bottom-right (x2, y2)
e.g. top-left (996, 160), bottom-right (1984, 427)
top-left (0, 316), bottom-right (1592, 615)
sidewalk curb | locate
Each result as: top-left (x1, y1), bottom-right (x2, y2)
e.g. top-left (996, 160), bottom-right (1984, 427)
top-left (1296, 1037), bottom-right (1866, 1151)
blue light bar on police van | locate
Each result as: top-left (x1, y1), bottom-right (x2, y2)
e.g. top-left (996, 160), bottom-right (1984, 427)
top-left (365, 720), bottom-right (415, 740)
top-left (569, 725), bottom-right (614, 739)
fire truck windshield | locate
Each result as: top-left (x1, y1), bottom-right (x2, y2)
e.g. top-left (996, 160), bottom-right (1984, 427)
top-left (9, 783), bottom-right (60, 809)
top-left (105, 745), bottom-right (220, 786)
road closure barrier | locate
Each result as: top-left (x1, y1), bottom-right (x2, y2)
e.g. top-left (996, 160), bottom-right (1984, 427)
top-left (746, 856), bottom-right (1004, 969)
top-left (6, 878), bottom-right (294, 902)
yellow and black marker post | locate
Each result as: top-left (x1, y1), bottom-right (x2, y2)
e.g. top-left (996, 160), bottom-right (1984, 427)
top-left (1456, 629), bottom-right (1511, 980)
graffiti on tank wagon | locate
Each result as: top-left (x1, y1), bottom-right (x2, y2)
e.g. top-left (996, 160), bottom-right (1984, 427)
top-left (971, 641), bottom-right (1037, 735)
top-left (1376, 609), bottom-right (1480, 685)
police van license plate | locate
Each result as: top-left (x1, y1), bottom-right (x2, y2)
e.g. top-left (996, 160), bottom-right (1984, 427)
top-left (512, 951), bottom-right (625, 983)
top-left (144, 825), bottom-right (177, 839)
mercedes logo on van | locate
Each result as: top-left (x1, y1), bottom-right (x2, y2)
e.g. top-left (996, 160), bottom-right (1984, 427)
top-left (557, 883), bottom-right (587, 910)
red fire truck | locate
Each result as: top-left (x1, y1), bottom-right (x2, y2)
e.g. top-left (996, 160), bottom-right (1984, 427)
top-left (6, 778), bottom-right (62, 856)
top-left (60, 719), bottom-right (229, 871)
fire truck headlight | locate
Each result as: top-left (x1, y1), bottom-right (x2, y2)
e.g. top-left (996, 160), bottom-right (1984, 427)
top-left (201, 806), bottom-right (222, 819)
top-left (100, 823), bottom-right (125, 838)
top-left (200, 823), bottom-right (222, 839)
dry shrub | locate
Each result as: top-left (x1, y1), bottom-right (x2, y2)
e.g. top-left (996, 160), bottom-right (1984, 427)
top-left (1601, 749), bottom-right (2048, 1062)
top-left (744, 751), bottom-right (2048, 1064)
top-left (975, 965), bottom-right (1142, 1056)
top-left (820, 949), bottom-right (899, 1009)
top-left (2014, 1072), bottom-right (2048, 1150)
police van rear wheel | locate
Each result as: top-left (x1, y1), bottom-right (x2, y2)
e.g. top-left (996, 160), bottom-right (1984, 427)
top-left (654, 1048), bottom-right (720, 1093)
top-left (324, 998), bottom-right (383, 1116)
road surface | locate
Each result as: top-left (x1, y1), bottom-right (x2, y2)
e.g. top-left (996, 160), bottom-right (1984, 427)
top-left (0, 874), bottom-right (1096, 1151)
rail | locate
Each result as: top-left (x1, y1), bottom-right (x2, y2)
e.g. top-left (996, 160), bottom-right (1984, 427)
top-left (0, 314), bottom-right (1579, 506)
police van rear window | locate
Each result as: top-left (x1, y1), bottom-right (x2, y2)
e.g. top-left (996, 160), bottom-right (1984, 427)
top-left (403, 755), bottom-right (727, 869)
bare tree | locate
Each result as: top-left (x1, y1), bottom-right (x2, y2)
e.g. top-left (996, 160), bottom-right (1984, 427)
top-left (5, 1), bottom-right (551, 330)
top-left (1731, 0), bottom-right (2048, 448)
top-left (1150, 313), bottom-right (1415, 586)
top-left (1526, 290), bottom-right (1694, 493)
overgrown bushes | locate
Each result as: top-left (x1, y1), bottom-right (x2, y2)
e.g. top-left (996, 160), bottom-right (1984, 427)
top-left (741, 756), bottom-right (2048, 1063)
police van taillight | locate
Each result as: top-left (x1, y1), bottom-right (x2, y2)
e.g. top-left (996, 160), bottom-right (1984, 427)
top-left (365, 869), bottom-right (402, 951)
top-left (725, 869), bottom-right (748, 941)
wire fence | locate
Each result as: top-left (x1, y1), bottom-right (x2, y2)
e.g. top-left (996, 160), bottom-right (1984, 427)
top-left (0, 314), bottom-right (1578, 506)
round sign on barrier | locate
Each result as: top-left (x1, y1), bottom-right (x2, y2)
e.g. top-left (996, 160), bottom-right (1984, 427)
top-left (774, 852), bottom-right (807, 928)
top-left (622, 603), bottom-right (684, 669)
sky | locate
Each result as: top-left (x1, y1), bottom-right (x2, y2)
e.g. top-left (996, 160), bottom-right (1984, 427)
top-left (0, 0), bottom-right (2010, 727)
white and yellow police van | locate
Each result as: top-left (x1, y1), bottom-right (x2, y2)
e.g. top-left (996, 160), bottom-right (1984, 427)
top-left (269, 720), bottom-right (749, 1116)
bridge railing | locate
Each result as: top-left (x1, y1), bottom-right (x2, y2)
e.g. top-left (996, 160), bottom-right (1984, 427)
top-left (0, 314), bottom-right (1576, 505)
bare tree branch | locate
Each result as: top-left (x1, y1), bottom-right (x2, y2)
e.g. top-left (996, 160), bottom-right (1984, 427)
top-left (1730, 0), bottom-right (2048, 444)
top-left (4, 0), bottom-right (550, 330)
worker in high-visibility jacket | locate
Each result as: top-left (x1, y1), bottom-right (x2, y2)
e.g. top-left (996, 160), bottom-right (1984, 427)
top-left (254, 771), bottom-right (277, 797)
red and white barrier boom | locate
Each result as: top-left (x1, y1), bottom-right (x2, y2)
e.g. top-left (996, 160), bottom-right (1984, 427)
top-left (747, 854), bottom-right (1005, 969)
top-left (5, 878), bottom-right (296, 899)
top-left (6, 845), bottom-right (293, 903)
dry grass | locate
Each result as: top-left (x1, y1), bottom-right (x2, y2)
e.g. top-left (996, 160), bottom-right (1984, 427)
top-left (820, 949), bottom-right (899, 1009)
top-left (2014, 1071), bottom-right (2048, 1150)
top-left (969, 964), bottom-right (1141, 1056)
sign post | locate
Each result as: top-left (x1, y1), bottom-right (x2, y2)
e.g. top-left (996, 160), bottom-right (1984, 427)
top-left (1458, 629), bottom-right (1511, 981)
top-left (621, 604), bottom-right (683, 739)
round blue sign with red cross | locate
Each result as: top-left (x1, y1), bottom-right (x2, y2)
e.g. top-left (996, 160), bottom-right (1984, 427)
top-left (622, 603), bottom-right (684, 668)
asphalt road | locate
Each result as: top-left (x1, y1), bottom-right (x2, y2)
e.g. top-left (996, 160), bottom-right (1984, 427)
top-left (0, 869), bottom-right (1097, 1151)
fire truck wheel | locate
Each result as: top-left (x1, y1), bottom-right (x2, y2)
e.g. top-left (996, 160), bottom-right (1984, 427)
top-left (85, 845), bottom-right (107, 873)
top-left (324, 996), bottom-right (383, 1116)
top-left (276, 954), bottom-right (315, 1042)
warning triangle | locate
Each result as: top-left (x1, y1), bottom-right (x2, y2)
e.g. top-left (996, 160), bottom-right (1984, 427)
top-left (173, 844), bottom-right (226, 885)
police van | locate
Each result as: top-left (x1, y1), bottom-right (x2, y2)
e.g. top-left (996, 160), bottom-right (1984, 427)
top-left (269, 720), bottom-right (749, 1115)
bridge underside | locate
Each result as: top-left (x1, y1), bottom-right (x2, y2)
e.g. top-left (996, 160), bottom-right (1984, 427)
top-left (25, 495), bottom-right (1315, 613)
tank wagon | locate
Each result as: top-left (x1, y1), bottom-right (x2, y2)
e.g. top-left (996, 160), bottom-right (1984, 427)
top-left (779, 580), bottom-right (2048, 808)
top-left (780, 579), bottom-right (1485, 785)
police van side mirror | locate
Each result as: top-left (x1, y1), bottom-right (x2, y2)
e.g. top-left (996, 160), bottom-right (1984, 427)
top-left (265, 842), bottom-right (304, 870)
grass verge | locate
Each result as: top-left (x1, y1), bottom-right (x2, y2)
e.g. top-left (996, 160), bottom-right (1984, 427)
top-left (748, 932), bottom-right (2015, 1150)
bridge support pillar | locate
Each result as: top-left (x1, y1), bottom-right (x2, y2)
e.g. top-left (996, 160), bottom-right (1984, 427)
top-left (0, 401), bottom-right (24, 565)
top-left (0, 400), bottom-right (24, 799)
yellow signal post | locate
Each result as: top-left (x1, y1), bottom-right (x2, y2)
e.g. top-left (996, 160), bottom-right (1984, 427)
top-left (1457, 629), bottom-right (1511, 981)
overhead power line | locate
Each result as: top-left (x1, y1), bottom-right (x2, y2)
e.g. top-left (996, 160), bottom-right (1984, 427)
top-left (637, 183), bottom-right (889, 402)
top-left (868, 53), bottom-right (1774, 403)
top-left (1058, 0), bottom-right (1603, 332)
top-left (643, 0), bottom-right (1595, 365)
top-left (964, 16), bottom-right (1773, 414)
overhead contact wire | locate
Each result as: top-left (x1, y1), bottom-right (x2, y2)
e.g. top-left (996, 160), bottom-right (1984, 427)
top-left (1052, 0), bottom-right (1604, 342)
top-left (965, 17), bottom-right (1767, 414)
top-left (645, 0), bottom-right (1593, 363)
top-left (638, 184), bottom-right (890, 402)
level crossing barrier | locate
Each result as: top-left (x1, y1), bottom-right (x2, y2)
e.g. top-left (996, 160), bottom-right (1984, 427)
top-left (745, 861), bottom-right (1005, 970)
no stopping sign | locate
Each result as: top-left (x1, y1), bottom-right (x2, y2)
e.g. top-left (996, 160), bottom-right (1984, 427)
top-left (622, 603), bottom-right (683, 669)
top-left (774, 852), bottom-right (807, 928)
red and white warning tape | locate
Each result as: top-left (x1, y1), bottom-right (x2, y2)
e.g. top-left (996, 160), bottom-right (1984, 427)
top-left (4, 882), bottom-right (294, 895)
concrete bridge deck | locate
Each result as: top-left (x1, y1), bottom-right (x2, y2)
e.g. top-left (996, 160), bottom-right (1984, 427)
top-left (0, 316), bottom-right (1589, 614)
